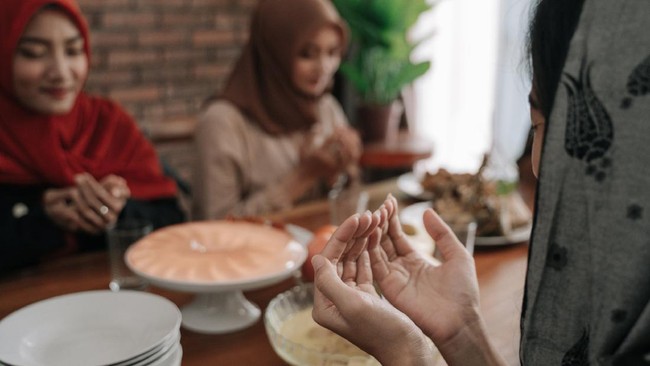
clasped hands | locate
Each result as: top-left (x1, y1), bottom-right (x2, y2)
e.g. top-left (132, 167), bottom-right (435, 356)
top-left (311, 195), bottom-right (501, 366)
top-left (43, 173), bottom-right (130, 234)
top-left (298, 125), bottom-right (361, 182)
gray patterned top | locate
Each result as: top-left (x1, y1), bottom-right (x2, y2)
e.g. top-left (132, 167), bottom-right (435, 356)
top-left (521, 0), bottom-right (650, 365)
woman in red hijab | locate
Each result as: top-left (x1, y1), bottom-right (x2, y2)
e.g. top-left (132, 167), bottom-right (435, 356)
top-left (193, 0), bottom-right (362, 219)
top-left (0, 0), bottom-right (184, 274)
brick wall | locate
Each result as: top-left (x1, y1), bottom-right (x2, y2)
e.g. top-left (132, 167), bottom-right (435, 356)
top-left (77, 0), bottom-right (256, 124)
top-left (75, 0), bottom-right (260, 193)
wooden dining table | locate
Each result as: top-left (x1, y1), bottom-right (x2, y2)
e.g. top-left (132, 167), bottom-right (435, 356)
top-left (0, 179), bottom-right (530, 366)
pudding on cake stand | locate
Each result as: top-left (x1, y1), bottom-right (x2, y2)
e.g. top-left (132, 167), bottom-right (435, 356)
top-left (126, 221), bottom-right (310, 334)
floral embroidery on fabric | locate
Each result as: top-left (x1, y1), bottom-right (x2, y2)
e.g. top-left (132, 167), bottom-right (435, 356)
top-left (562, 59), bottom-right (614, 182)
top-left (610, 309), bottom-right (627, 323)
top-left (546, 242), bottom-right (568, 271)
top-left (621, 54), bottom-right (650, 109)
top-left (562, 329), bottom-right (590, 366)
top-left (626, 204), bottom-right (643, 221)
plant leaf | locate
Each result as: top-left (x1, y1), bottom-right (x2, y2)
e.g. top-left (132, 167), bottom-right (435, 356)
top-left (331, 0), bottom-right (436, 104)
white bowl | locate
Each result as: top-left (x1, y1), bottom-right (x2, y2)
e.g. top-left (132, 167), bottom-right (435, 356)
top-left (264, 284), bottom-right (380, 366)
top-left (0, 291), bottom-right (180, 366)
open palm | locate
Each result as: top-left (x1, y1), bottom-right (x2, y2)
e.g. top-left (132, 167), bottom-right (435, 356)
top-left (370, 195), bottom-right (481, 345)
top-left (311, 212), bottom-right (435, 364)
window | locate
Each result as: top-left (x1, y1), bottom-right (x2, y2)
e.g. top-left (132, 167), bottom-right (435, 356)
top-left (411, 0), bottom-right (532, 177)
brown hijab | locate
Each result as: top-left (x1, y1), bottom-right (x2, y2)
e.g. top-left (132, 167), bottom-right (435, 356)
top-left (220, 0), bottom-right (348, 135)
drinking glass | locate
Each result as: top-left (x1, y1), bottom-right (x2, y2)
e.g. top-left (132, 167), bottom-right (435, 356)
top-left (328, 180), bottom-right (369, 226)
top-left (107, 219), bottom-right (152, 291)
top-left (434, 220), bottom-right (477, 261)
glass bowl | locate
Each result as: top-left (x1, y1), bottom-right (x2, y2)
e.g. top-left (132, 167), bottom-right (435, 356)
top-left (264, 284), bottom-right (380, 366)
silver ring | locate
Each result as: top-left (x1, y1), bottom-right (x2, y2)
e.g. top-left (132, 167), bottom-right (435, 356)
top-left (99, 205), bottom-right (109, 216)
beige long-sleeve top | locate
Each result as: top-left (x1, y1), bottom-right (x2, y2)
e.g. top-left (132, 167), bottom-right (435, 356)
top-left (192, 94), bottom-right (349, 219)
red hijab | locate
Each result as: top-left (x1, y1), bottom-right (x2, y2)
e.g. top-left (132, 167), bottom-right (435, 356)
top-left (0, 0), bottom-right (176, 200)
top-left (220, 0), bottom-right (349, 135)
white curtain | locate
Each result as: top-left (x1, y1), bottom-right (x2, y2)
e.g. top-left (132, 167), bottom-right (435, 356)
top-left (410, 0), bottom-right (533, 177)
top-left (489, 0), bottom-right (534, 181)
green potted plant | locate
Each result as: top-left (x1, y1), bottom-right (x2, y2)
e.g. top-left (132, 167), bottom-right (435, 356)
top-left (332, 0), bottom-right (433, 142)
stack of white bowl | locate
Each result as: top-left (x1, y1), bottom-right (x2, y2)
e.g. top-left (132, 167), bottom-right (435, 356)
top-left (0, 291), bottom-right (182, 366)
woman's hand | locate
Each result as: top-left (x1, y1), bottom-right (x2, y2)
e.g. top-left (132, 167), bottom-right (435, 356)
top-left (44, 174), bottom-right (130, 234)
top-left (330, 126), bottom-right (362, 182)
top-left (298, 136), bottom-right (341, 181)
top-left (370, 195), bottom-right (506, 366)
top-left (298, 126), bottom-right (362, 182)
top-left (330, 125), bottom-right (361, 168)
top-left (69, 173), bottom-right (129, 232)
top-left (370, 195), bottom-right (480, 342)
top-left (43, 187), bottom-right (94, 233)
top-left (99, 174), bottom-right (131, 207)
top-left (312, 212), bottom-right (436, 366)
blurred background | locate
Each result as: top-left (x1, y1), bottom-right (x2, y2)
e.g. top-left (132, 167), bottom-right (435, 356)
top-left (77, 0), bottom-right (534, 189)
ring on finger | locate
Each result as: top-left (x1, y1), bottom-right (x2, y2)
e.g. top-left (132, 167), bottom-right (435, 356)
top-left (98, 205), bottom-right (109, 216)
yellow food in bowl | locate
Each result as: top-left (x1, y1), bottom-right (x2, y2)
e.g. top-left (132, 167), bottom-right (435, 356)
top-left (279, 307), bottom-right (374, 360)
top-left (266, 284), bottom-right (441, 366)
top-left (265, 284), bottom-right (379, 366)
top-left (402, 223), bottom-right (418, 236)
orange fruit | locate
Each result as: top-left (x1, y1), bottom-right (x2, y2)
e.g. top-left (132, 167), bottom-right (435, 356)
top-left (301, 225), bottom-right (337, 282)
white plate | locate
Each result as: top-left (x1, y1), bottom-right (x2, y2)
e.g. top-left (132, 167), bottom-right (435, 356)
top-left (157, 344), bottom-right (182, 366)
top-left (113, 329), bottom-right (179, 366)
top-left (397, 172), bottom-right (434, 200)
top-left (130, 337), bottom-right (180, 366)
top-left (0, 291), bottom-right (181, 366)
top-left (155, 344), bottom-right (182, 366)
top-left (399, 202), bottom-right (531, 246)
top-left (136, 342), bottom-right (181, 366)
top-left (169, 345), bottom-right (183, 366)
top-left (285, 224), bottom-right (313, 247)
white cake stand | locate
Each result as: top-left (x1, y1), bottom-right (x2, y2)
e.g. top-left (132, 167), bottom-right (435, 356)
top-left (128, 224), bottom-right (311, 334)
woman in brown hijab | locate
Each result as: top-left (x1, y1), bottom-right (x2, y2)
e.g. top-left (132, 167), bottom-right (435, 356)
top-left (193, 0), bottom-right (361, 219)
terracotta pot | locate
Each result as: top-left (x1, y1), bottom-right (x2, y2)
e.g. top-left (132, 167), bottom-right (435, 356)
top-left (356, 100), bottom-right (404, 143)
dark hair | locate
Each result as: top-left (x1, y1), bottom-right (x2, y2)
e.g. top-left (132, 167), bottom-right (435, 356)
top-left (527, 0), bottom-right (585, 119)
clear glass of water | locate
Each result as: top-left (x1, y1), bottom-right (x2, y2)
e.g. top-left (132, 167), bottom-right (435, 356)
top-left (107, 219), bottom-right (152, 291)
top-left (434, 219), bottom-right (477, 261)
top-left (328, 178), bottom-right (369, 226)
